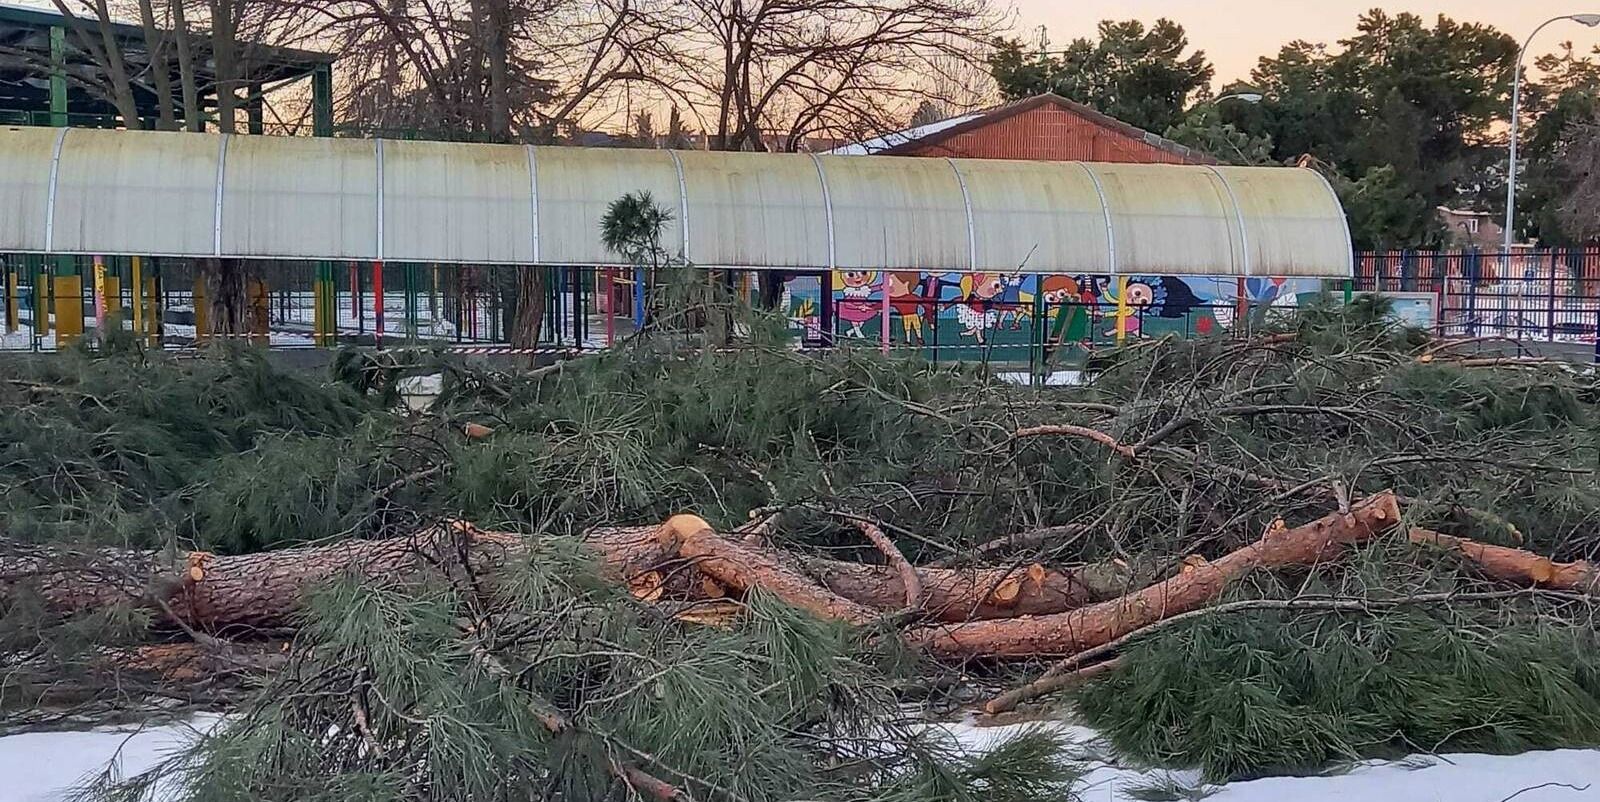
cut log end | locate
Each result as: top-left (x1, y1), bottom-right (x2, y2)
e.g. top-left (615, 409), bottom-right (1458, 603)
top-left (655, 514), bottom-right (713, 546)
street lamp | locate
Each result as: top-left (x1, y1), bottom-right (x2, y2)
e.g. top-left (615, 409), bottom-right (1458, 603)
top-left (1504, 13), bottom-right (1600, 257)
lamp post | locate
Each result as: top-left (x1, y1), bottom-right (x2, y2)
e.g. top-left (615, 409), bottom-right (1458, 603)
top-left (1504, 13), bottom-right (1600, 258)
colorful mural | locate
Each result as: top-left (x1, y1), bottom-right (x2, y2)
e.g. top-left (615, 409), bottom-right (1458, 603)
top-left (781, 271), bottom-right (1326, 356)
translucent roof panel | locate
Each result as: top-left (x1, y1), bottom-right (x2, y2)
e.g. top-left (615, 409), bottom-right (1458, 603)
top-left (222, 135), bottom-right (378, 260)
top-left (674, 150), bottom-right (829, 268)
top-left (1086, 162), bottom-right (1247, 276)
top-left (0, 126), bottom-right (59, 252)
top-left (532, 146), bottom-right (683, 264)
top-left (814, 154), bottom-right (971, 270)
top-left (53, 128), bottom-right (218, 256)
top-left (1213, 166), bottom-right (1353, 278)
top-left (951, 159), bottom-right (1112, 274)
top-left (0, 127), bottom-right (1353, 278)
top-left (382, 140), bottom-right (534, 264)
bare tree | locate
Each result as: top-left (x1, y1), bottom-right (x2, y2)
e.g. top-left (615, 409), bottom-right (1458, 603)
top-left (134, 0), bottom-right (177, 128)
top-left (169, 0), bottom-right (202, 129)
top-left (47, 0), bottom-right (145, 127)
top-left (660, 0), bottom-right (1001, 153)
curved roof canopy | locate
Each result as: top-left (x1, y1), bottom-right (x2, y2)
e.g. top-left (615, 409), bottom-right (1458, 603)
top-left (0, 126), bottom-right (1353, 277)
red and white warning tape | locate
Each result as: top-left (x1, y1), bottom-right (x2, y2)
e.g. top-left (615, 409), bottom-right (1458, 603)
top-left (443, 345), bottom-right (602, 356)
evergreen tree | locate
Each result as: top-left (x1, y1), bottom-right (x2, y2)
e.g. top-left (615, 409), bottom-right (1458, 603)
top-left (988, 19), bottom-right (1213, 133)
top-left (1244, 11), bottom-right (1517, 248)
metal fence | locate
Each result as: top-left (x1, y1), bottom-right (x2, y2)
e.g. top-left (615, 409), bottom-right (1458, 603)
top-left (4, 253), bottom-right (1593, 358)
top-left (1354, 248), bottom-right (1600, 342)
top-left (0, 257), bottom-right (621, 352)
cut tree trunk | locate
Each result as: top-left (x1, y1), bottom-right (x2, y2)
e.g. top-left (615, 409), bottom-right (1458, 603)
top-left (1410, 528), bottom-right (1600, 592)
top-left (588, 521), bottom-right (1116, 622)
top-left (1, 524), bottom-right (524, 635)
top-left (906, 492), bottom-right (1401, 659)
top-left (658, 514), bottom-right (881, 625)
top-left (804, 560), bottom-right (1118, 622)
top-left (4, 520), bottom-right (1112, 636)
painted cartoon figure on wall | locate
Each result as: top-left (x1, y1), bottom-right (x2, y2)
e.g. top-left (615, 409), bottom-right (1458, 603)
top-left (1204, 277), bottom-right (1307, 333)
top-left (835, 270), bottom-right (880, 338)
top-left (887, 271), bottom-right (936, 346)
top-left (955, 272), bottom-right (1029, 343)
top-left (1098, 276), bottom-right (1204, 338)
top-left (1040, 275), bottom-right (1095, 345)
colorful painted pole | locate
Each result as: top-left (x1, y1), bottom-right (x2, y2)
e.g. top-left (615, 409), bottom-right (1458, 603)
top-left (372, 260), bottom-right (384, 348)
top-left (92, 255), bottom-right (106, 333)
top-left (605, 268), bottom-right (615, 346)
top-left (1114, 275), bottom-right (1130, 344)
top-left (880, 273), bottom-right (890, 354)
top-left (4, 259), bottom-right (16, 334)
top-left (130, 256), bottom-right (143, 339)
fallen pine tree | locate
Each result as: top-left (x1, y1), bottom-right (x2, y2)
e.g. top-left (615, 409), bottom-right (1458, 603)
top-left (8, 296), bottom-right (1600, 797)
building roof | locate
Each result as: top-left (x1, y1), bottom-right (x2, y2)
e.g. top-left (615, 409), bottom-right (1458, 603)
top-left (829, 94), bottom-right (1216, 165)
top-left (0, 125), bottom-right (1352, 277)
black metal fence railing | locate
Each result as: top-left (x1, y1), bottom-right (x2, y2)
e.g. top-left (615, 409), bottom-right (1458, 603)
top-left (1, 253), bottom-right (1593, 358)
top-left (1355, 248), bottom-right (1600, 342)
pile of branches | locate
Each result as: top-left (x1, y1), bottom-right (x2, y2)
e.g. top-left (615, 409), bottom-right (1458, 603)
top-left (7, 298), bottom-right (1600, 796)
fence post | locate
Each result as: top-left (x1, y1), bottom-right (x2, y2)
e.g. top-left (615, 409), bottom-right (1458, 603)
top-left (573, 266), bottom-right (586, 346)
top-left (372, 260), bottom-right (384, 348)
top-left (1030, 287), bottom-right (1043, 386)
top-left (1546, 248), bottom-right (1556, 342)
top-left (604, 268), bottom-right (615, 346)
top-left (4, 258), bottom-right (16, 335)
top-left (404, 262), bottom-right (418, 341)
top-left (1466, 250), bottom-right (1479, 336)
top-left (1114, 276), bottom-right (1130, 344)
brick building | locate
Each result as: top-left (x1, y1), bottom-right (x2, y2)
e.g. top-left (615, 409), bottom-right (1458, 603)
top-left (830, 93), bottom-right (1215, 164)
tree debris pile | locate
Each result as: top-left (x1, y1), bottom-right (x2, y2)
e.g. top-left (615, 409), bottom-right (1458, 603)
top-left (7, 298), bottom-right (1600, 795)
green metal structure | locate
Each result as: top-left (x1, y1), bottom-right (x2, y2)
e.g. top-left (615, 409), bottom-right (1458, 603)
top-left (0, 3), bottom-right (335, 348)
top-left (0, 4), bottom-right (335, 131)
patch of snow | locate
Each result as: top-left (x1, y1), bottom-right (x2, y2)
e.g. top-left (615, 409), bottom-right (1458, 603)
top-left (941, 718), bottom-right (1600, 802)
top-left (7, 713), bottom-right (1597, 802)
top-left (0, 714), bottom-right (223, 802)
top-left (996, 370), bottom-right (1084, 386)
top-left (828, 111), bottom-right (987, 155)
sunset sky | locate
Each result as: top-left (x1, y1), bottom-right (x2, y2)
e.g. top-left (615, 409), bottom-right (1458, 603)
top-left (1011, 1), bottom-right (1600, 84)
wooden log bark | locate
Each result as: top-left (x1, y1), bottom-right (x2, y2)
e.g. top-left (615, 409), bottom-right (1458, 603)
top-left (804, 560), bottom-right (1111, 622)
top-left (4, 518), bottom-right (1116, 637)
top-left (1410, 528), bottom-right (1600, 592)
top-left (906, 492), bottom-right (1401, 659)
top-left (1, 523), bottom-right (523, 635)
top-left (659, 514), bottom-right (881, 626)
top-left (585, 523), bottom-right (1113, 622)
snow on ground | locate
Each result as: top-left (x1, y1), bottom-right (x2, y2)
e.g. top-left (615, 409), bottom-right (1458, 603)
top-left (996, 370), bottom-right (1084, 386)
top-left (1, 715), bottom-right (222, 802)
top-left (939, 718), bottom-right (1600, 802)
top-left (4, 714), bottom-right (1598, 801)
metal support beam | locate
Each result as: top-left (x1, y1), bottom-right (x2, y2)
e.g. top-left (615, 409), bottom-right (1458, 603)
top-left (311, 64), bottom-right (333, 137)
top-left (48, 25), bottom-right (66, 127)
top-left (246, 82), bottom-right (264, 135)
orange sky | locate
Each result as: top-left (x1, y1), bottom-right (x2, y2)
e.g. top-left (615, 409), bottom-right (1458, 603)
top-left (1011, 1), bottom-right (1600, 83)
